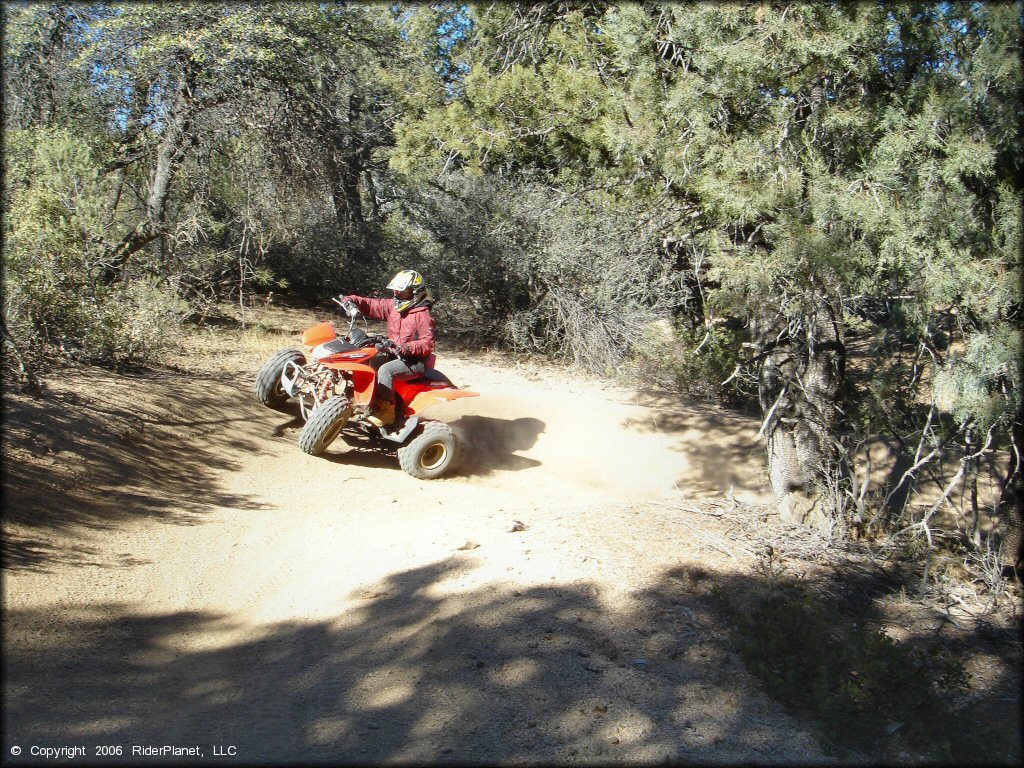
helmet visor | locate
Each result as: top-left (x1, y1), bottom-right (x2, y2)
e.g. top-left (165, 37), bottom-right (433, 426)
top-left (386, 270), bottom-right (422, 292)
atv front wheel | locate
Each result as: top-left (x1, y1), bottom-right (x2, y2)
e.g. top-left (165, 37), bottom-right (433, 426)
top-left (298, 396), bottom-right (352, 456)
top-left (255, 349), bottom-right (306, 408)
top-left (398, 421), bottom-right (458, 479)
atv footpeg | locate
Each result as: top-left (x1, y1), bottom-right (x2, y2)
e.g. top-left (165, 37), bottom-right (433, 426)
top-left (379, 416), bottom-right (419, 443)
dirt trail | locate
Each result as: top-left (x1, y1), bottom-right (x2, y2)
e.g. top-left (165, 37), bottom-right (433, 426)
top-left (2, 308), bottom-right (837, 764)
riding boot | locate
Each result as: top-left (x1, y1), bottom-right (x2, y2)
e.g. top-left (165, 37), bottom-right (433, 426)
top-left (368, 398), bottom-right (395, 427)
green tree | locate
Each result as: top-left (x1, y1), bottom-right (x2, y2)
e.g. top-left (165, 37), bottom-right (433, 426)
top-left (392, 1), bottom-right (1022, 551)
top-left (3, 2), bottom-right (413, 362)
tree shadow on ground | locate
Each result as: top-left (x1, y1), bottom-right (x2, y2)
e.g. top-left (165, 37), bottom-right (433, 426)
top-left (4, 559), bottom-right (1017, 765)
top-left (1, 367), bottom-right (272, 572)
top-left (0, 563), bottom-right (805, 765)
top-left (679, 560), bottom-right (1023, 765)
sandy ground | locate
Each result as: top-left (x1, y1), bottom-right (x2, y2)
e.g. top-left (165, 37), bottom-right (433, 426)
top-left (2, 306), bottom-right (1017, 765)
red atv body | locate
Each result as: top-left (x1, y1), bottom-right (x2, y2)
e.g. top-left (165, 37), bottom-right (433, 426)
top-left (254, 299), bottom-right (478, 479)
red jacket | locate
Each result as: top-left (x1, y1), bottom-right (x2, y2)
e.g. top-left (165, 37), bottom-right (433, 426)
top-left (343, 295), bottom-right (437, 367)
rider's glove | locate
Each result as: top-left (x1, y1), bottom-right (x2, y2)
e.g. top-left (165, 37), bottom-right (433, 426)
top-left (397, 343), bottom-right (412, 357)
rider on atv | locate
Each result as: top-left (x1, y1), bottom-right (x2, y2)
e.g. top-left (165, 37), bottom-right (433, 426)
top-left (341, 269), bottom-right (436, 427)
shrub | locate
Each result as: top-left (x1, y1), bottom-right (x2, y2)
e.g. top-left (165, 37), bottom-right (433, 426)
top-left (631, 320), bottom-right (752, 406)
top-left (88, 279), bottom-right (190, 364)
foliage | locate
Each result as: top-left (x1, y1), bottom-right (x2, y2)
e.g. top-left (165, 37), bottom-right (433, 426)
top-left (935, 326), bottom-right (1022, 431)
top-left (390, 0), bottom-right (1023, 555)
top-left (3, 7), bottom-right (1022, 755)
top-left (632, 321), bottom-right (751, 406)
top-left (2, 2), bottom-right (409, 366)
top-left (378, 172), bottom-right (689, 369)
top-left (2, 125), bottom-right (186, 364)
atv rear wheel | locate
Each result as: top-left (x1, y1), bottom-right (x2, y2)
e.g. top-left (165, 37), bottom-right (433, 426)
top-left (298, 396), bottom-right (352, 456)
top-left (255, 349), bottom-right (306, 408)
top-left (398, 421), bottom-right (458, 479)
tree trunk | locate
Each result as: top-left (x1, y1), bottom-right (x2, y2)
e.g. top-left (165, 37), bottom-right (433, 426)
top-left (755, 295), bottom-right (845, 527)
top-left (663, 238), bottom-right (707, 331)
top-left (99, 71), bottom-right (197, 284)
top-left (998, 418), bottom-right (1024, 572)
top-left (331, 158), bottom-right (364, 235)
top-left (322, 93), bottom-right (369, 272)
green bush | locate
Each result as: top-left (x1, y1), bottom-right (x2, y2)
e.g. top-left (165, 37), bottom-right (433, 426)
top-left (2, 127), bottom-right (191, 368)
top-left (88, 280), bottom-right (189, 363)
top-left (632, 321), bottom-right (752, 406)
top-left (4, 276), bottom-right (188, 367)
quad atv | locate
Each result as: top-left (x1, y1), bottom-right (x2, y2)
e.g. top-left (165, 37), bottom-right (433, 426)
top-left (254, 297), bottom-right (478, 479)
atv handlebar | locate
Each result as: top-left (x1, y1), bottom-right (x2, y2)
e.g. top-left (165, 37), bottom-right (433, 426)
top-left (330, 296), bottom-right (399, 356)
top-left (332, 296), bottom-right (361, 318)
top-left (331, 295), bottom-right (368, 337)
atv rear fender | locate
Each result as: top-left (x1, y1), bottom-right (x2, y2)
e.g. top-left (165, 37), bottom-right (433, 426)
top-left (405, 388), bottom-right (479, 415)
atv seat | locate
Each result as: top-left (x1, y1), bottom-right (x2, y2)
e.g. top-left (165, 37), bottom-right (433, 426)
top-left (410, 368), bottom-right (454, 387)
top-left (313, 338), bottom-right (360, 359)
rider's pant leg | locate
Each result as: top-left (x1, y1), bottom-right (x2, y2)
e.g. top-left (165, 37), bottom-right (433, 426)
top-left (377, 358), bottom-right (426, 403)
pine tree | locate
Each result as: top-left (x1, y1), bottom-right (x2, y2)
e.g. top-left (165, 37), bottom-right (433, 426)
top-left (392, 1), bottom-right (1022, 538)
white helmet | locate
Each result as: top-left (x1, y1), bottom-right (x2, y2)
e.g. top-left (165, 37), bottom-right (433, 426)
top-left (387, 270), bottom-right (426, 312)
